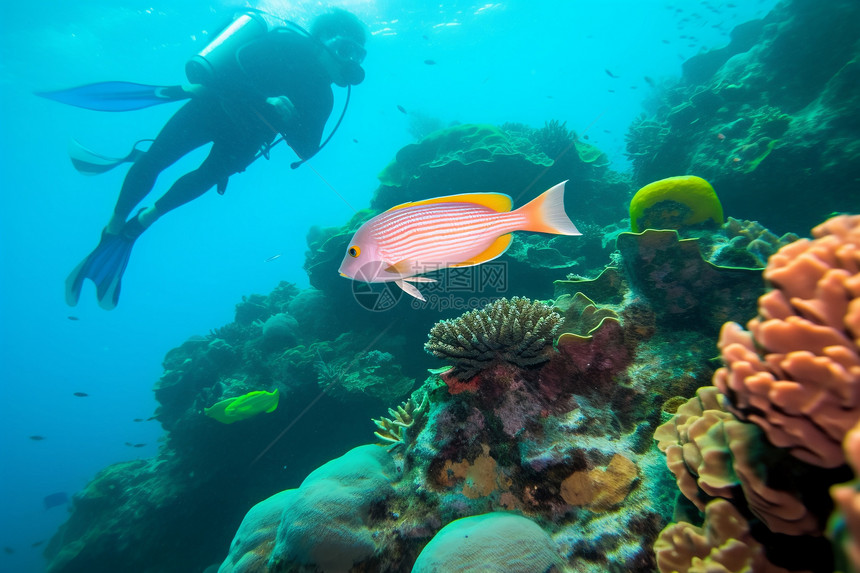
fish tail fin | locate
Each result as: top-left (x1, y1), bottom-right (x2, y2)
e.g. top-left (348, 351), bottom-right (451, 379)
top-left (515, 180), bottom-right (580, 235)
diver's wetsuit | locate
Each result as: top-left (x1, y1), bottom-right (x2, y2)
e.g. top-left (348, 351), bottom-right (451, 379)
top-left (115, 28), bottom-right (335, 220)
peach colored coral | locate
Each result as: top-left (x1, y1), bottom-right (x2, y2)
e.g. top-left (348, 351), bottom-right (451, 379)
top-left (655, 387), bottom-right (820, 535)
top-left (713, 215), bottom-right (860, 468)
top-left (655, 499), bottom-right (797, 573)
top-left (560, 453), bottom-right (638, 511)
top-left (437, 444), bottom-right (510, 500)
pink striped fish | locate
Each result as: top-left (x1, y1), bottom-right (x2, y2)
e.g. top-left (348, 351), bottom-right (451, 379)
top-left (338, 181), bottom-right (580, 300)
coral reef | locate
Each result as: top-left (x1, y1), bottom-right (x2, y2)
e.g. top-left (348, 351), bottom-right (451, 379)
top-left (212, 211), bottom-right (769, 570)
top-left (555, 229), bottom-right (765, 333)
top-left (617, 230), bottom-right (763, 331)
top-left (45, 36), bottom-right (857, 568)
top-left (46, 183), bottom-right (782, 572)
top-left (44, 282), bottom-right (416, 573)
top-left (302, 120), bottom-right (631, 303)
top-left (374, 124), bottom-right (553, 209)
top-left (45, 457), bottom-right (202, 573)
top-left (424, 297), bottom-right (561, 379)
top-left (316, 348), bottom-right (415, 404)
top-left (624, 0), bottom-right (860, 232)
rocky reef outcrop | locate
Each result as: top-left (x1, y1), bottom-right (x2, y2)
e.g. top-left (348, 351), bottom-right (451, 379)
top-left (625, 0), bottom-right (860, 234)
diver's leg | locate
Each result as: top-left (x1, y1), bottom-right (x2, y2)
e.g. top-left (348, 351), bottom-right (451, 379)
top-left (147, 137), bottom-right (264, 223)
top-left (106, 100), bottom-right (215, 233)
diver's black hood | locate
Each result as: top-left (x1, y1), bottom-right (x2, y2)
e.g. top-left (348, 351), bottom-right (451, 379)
top-left (342, 61), bottom-right (365, 86)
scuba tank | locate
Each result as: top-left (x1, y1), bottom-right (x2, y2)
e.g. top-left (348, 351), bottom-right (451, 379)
top-left (185, 13), bottom-right (268, 86)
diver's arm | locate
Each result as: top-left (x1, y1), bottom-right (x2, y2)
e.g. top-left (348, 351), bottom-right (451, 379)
top-left (265, 95), bottom-right (297, 127)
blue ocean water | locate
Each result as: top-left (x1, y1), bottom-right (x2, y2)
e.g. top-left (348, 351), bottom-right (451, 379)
top-left (0, 1), bottom-right (778, 571)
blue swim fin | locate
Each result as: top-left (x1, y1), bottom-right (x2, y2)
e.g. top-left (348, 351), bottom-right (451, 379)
top-left (68, 139), bottom-right (152, 175)
top-left (36, 82), bottom-right (190, 112)
top-left (66, 227), bottom-right (139, 310)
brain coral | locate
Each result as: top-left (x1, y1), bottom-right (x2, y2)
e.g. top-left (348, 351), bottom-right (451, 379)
top-left (411, 512), bottom-right (563, 573)
top-left (425, 296), bottom-right (561, 379)
top-left (713, 215), bottom-right (860, 468)
top-left (219, 445), bottom-right (396, 572)
top-left (218, 490), bottom-right (296, 573)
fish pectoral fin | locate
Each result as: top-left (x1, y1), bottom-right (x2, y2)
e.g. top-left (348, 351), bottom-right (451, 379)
top-left (384, 260), bottom-right (415, 274)
top-left (386, 192), bottom-right (513, 213)
top-left (396, 279), bottom-right (426, 301)
top-left (451, 233), bottom-right (513, 267)
top-left (402, 276), bottom-right (436, 283)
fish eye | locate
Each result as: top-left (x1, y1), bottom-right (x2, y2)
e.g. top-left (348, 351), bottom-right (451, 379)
top-left (348, 245), bottom-right (360, 258)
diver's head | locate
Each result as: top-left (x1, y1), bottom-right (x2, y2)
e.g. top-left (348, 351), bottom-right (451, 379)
top-left (310, 8), bottom-right (367, 86)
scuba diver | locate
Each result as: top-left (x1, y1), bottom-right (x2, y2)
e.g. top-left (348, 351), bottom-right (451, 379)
top-left (55, 8), bottom-right (367, 310)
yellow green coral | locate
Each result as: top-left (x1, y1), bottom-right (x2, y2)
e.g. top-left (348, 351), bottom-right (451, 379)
top-left (629, 175), bottom-right (723, 232)
top-left (372, 394), bottom-right (429, 450)
top-left (204, 389), bottom-right (279, 424)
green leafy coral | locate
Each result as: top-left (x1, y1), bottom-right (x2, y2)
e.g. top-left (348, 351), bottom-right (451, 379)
top-left (424, 296), bottom-right (562, 379)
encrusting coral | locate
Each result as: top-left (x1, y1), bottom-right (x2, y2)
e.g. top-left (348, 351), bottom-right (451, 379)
top-left (424, 296), bottom-right (562, 379)
top-left (713, 214), bottom-right (860, 468)
top-left (372, 393), bottom-right (429, 450)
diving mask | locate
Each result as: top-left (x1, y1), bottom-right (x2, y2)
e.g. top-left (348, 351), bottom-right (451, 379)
top-left (324, 36), bottom-right (367, 65)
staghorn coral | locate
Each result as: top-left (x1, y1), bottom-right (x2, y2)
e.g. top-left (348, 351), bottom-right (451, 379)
top-left (425, 296), bottom-right (562, 379)
top-left (372, 393), bottom-right (429, 451)
top-left (654, 499), bottom-right (795, 573)
top-left (654, 386), bottom-right (821, 536)
top-left (713, 215), bottom-right (860, 468)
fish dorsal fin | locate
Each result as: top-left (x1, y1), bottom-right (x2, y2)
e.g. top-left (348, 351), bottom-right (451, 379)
top-left (452, 233), bottom-right (513, 267)
top-left (386, 192), bottom-right (513, 213)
